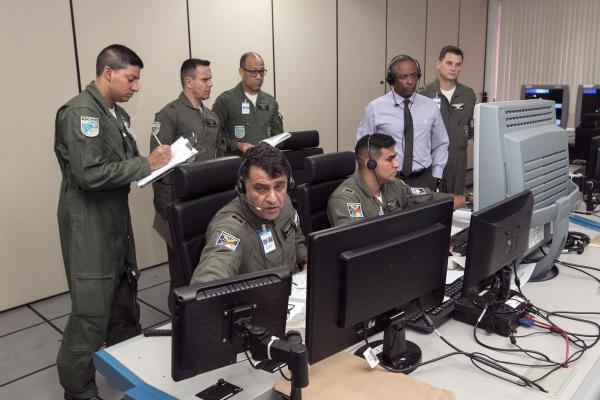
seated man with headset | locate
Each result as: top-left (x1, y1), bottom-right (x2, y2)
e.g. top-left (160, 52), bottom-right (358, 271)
top-left (328, 133), bottom-right (467, 227)
top-left (191, 143), bottom-right (306, 283)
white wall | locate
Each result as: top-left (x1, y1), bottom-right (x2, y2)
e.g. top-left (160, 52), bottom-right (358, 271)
top-left (0, 0), bottom-right (487, 311)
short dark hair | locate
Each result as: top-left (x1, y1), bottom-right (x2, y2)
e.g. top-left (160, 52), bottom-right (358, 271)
top-left (240, 143), bottom-right (290, 182)
top-left (96, 44), bottom-right (143, 76)
top-left (239, 52), bottom-right (263, 68)
top-left (180, 58), bottom-right (210, 86)
top-left (355, 133), bottom-right (396, 166)
top-left (439, 45), bottom-right (464, 61)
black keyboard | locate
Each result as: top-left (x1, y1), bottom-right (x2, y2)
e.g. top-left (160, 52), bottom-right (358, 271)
top-left (450, 227), bottom-right (470, 255)
top-left (406, 277), bottom-right (464, 333)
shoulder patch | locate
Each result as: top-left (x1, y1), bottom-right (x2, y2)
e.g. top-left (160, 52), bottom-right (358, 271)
top-left (230, 214), bottom-right (245, 225)
top-left (410, 187), bottom-right (427, 196)
top-left (216, 231), bottom-right (240, 251)
top-left (342, 187), bottom-right (356, 194)
top-left (80, 116), bottom-right (99, 137)
top-left (347, 203), bottom-right (364, 218)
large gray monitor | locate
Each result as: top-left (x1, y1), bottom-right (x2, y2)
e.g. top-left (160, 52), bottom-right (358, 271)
top-left (473, 99), bottom-right (581, 281)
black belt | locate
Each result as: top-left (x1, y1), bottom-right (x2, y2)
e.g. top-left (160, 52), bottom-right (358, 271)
top-left (397, 166), bottom-right (431, 179)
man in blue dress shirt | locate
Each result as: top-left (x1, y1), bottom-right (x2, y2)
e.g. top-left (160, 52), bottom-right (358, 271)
top-left (357, 54), bottom-right (449, 190)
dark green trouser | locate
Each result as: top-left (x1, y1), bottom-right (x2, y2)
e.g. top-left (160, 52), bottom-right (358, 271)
top-left (57, 272), bottom-right (140, 399)
top-left (441, 146), bottom-right (468, 195)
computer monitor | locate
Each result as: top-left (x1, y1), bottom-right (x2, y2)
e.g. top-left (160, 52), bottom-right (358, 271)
top-left (575, 85), bottom-right (600, 128)
top-left (586, 136), bottom-right (600, 181)
top-left (306, 198), bottom-right (453, 372)
top-left (171, 267), bottom-right (291, 381)
top-left (473, 100), bottom-right (580, 281)
top-left (461, 190), bottom-right (534, 299)
top-left (520, 84), bottom-right (569, 128)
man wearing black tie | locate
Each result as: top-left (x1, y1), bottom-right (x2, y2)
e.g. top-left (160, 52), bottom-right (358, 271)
top-left (357, 55), bottom-right (449, 190)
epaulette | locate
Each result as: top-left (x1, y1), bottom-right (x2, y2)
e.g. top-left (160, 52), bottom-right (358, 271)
top-left (230, 214), bottom-right (245, 225)
top-left (342, 187), bottom-right (355, 194)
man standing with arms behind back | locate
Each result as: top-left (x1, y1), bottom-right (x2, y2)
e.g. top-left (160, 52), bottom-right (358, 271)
top-left (357, 54), bottom-right (449, 190)
top-left (212, 52), bottom-right (284, 155)
top-left (420, 45), bottom-right (476, 194)
top-left (54, 44), bottom-right (171, 400)
top-left (150, 58), bottom-right (223, 307)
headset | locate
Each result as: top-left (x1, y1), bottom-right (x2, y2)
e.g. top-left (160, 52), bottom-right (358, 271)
top-left (235, 153), bottom-right (295, 195)
top-left (385, 54), bottom-right (422, 86)
top-left (366, 134), bottom-right (377, 170)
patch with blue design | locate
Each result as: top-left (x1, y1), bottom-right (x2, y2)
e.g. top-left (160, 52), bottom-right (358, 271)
top-left (80, 116), bottom-right (99, 137)
top-left (216, 231), bottom-right (240, 251)
top-left (347, 203), bottom-right (364, 218)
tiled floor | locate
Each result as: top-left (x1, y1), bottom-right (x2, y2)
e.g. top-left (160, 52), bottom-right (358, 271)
top-left (0, 263), bottom-right (171, 400)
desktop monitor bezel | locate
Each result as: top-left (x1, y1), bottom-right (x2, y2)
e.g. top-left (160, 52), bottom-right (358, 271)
top-left (575, 84), bottom-right (600, 128)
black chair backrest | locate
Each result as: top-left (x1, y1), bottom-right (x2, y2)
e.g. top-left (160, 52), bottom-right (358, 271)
top-left (296, 152), bottom-right (356, 236)
top-left (168, 156), bottom-right (241, 284)
top-left (281, 130), bottom-right (324, 186)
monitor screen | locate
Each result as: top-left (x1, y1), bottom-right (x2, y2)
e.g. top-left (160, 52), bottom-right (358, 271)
top-left (462, 190), bottom-right (534, 298)
top-left (575, 85), bottom-right (600, 128)
top-left (586, 135), bottom-right (600, 181)
top-left (306, 198), bottom-right (453, 367)
top-left (520, 85), bottom-right (569, 128)
top-left (171, 267), bottom-right (291, 381)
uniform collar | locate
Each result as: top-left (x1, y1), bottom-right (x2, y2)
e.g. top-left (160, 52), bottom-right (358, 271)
top-left (434, 78), bottom-right (464, 98)
top-left (178, 92), bottom-right (204, 110)
top-left (236, 82), bottom-right (263, 102)
top-left (353, 170), bottom-right (396, 201)
top-left (86, 82), bottom-right (113, 116)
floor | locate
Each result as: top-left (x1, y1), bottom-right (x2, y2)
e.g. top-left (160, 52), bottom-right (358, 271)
top-left (0, 263), bottom-right (171, 400)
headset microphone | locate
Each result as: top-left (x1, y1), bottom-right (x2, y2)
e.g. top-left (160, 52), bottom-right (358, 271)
top-left (235, 186), bottom-right (262, 211)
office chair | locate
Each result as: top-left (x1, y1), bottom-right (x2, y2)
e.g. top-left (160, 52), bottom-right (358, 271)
top-left (295, 151), bottom-right (356, 236)
top-left (168, 156), bottom-right (241, 285)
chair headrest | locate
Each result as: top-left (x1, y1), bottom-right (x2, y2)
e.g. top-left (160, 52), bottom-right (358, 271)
top-left (174, 156), bottom-right (242, 200)
top-left (304, 152), bottom-right (356, 184)
top-left (280, 130), bottom-right (319, 150)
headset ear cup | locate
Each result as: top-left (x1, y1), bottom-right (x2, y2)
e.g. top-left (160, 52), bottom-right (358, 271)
top-left (386, 71), bottom-right (395, 85)
top-left (367, 159), bottom-right (377, 170)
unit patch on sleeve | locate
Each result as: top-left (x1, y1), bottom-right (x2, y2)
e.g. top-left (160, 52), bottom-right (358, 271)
top-left (347, 203), bottom-right (364, 218)
top-left (410, 187), bottom-right (427, 196)
top-left (80, 116), bottom-right (100, 137)
top-left (216, 231), bottom-right (240, 251)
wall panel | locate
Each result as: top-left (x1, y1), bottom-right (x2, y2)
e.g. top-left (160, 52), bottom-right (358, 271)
top-left (0, 0), bottom-right (78, 310)
top-left (188, 0), bottom-right (274, 107)
top-left (73, 0), bottom-right (190, 270)
top-left (425, 0), bottom-right (460, 84)
top-left (337, 0), bottom-right (387, 151)
top-left (458, 0), bottom-right (487, 100)
top-left (273, 0), bottom-right (338, 153)
top-left (387, 0), bottom-right (427, 70)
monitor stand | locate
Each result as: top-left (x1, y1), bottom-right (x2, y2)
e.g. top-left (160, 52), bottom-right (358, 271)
top-left (355, 313), bottom-right (422, 373)
top-left (529, 264), bottom-right (559, 282)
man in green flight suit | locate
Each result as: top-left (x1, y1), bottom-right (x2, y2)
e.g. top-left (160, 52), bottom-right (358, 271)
top-left (191, 144), bottom-right (306, 284)
top-left (420, 45), bottom-right (476, 195)
top-left (328, 133), bottom-right (466, 227)
top-left (150, 58), bottom-right (224, 308)
top-left (54, 44), bottom-right (171, 400)
top-left (212, 52), bottom-right (284, 155)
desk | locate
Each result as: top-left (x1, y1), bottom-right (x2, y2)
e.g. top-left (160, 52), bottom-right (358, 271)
top-left (95, 219), bottom-right (600, 400)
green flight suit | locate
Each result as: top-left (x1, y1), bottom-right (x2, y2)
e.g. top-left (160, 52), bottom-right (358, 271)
top-left (191, 195), bottom-right (306, 283)
top-left (212, 82), bottom-right (284, 155)
top-left (150, 92), bottom-right (224, 245)
top-left (420, 80), bottom-right (476, 194)
top-left (327, 171), bottom-right (450, 227)
top-left (54, 82), bottom-right (150, 399)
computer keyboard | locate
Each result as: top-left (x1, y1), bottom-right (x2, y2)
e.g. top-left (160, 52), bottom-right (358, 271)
top-left (406, 277), bottom-right (464, 333)
top-left (450, 227), bottom-right (470, 255)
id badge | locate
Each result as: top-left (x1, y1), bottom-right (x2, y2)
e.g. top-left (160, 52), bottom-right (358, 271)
top-left (241, 100), bottom-right (250, 115)
top-left (259, 227), bottom-right (276, 254)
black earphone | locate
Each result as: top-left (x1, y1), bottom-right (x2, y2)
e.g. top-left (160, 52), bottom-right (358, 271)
top-left (366, 134), bottom-right (377, 170)
top-left (385, 54), bottom-right (422, 86)
top-left (235, 154), bottom-right (295, 194)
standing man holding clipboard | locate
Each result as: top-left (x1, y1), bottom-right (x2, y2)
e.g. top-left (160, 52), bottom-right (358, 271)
top-left (54, 44), bottom-right (170, 400)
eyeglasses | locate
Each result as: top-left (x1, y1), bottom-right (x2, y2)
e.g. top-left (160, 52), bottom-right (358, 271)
top-left (242, 67), bottom-right (268, 77)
